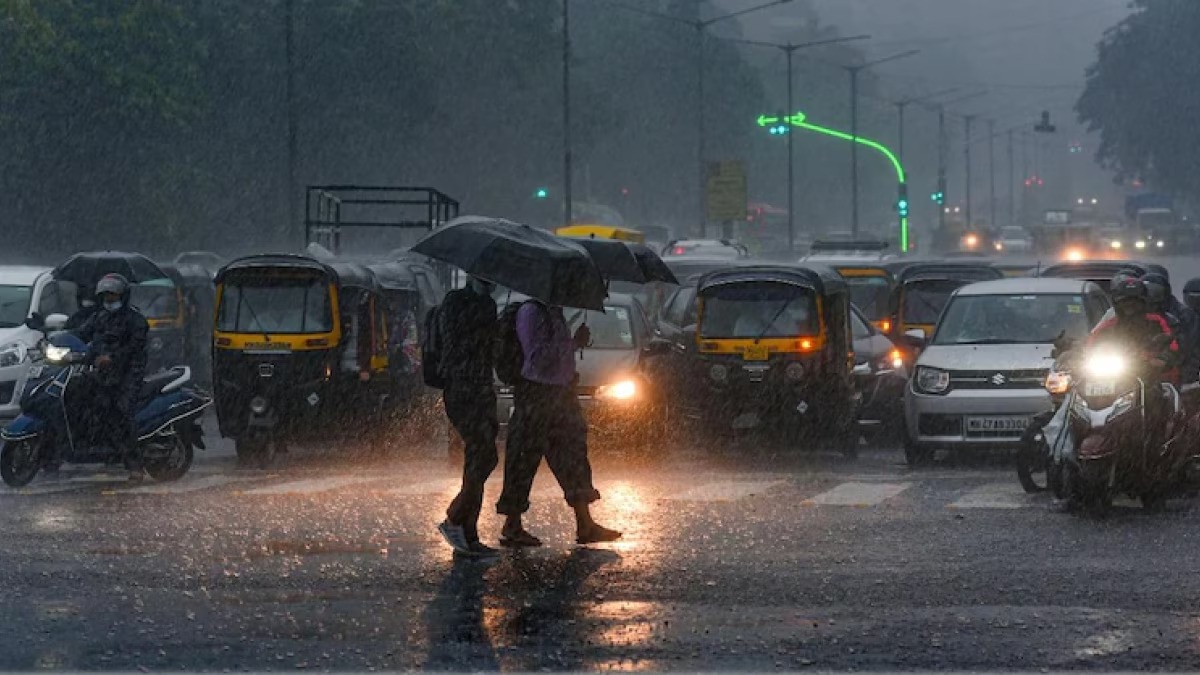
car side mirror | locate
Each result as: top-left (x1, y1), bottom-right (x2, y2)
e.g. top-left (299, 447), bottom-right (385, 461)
top-left (643, 338), bottom-right (672, 357)
top-left (24, 313), bottom-right (45, 330)
top-left (44, 313), bottom-right (69, 331)
top-left (903, 328), bottom-right (927, 349)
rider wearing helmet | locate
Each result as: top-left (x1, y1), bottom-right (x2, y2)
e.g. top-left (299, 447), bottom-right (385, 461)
top-left (75, 274), bottom-right (150, 480)
top-left (1089, 276), bottom-right (1179, 382)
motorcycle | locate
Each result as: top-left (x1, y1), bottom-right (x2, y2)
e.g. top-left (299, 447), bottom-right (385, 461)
top-left (1058, 336), bottom-right (1198, 512)
top-left (0, 316), bottom-right (212, 487)
top-left (1015, 336), bottom-right (1075, 494)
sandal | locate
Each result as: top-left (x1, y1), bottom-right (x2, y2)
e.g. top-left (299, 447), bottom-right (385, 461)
top-left (499, 528), bottom-right (543, 548)
top-left (576, 524), bottom-right (622, 545)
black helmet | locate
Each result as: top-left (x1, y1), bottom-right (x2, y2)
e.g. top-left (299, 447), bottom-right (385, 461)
top-left (1111, 276), bottom-right (1147, 303)
top-left (1183, 278), bottom-right (1200, 312)
top-left (1142, 272), bottom-right (1170, 310)
top-left (1110, 270), bottom-right (1138, 291)
top-left (1145, 263), bottom-right (1170, 280)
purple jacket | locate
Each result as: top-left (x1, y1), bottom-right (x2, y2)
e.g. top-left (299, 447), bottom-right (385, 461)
top-left (516, 302), bottom-right (576, 386)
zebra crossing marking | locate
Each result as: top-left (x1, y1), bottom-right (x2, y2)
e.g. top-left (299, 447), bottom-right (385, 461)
top-left (802, 481), bottom-right (911, 507)
top-left (948, 483), bottom-right (1035, 509)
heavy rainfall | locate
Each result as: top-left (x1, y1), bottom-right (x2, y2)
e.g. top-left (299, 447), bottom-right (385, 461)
top-left (4, 0), bottom-right (1200, 671)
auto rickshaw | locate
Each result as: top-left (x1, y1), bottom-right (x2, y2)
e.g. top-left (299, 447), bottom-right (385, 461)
top-left (161, 262), bottom-right (215, 384)
top-left (366, 260), bottom-right (446, 410)
top-left (555, 224), bottom-right (645, 243)
top-left (212, 255), bottom-right (394, 465)
top-left (129, 276), bottom-right (187, 374)
top-left (826, 265), bottom-right (896, 334)
top-left (1038, 260), bottom-right (1148, 291)
top-left (886, 262), bottom-right (1005, 342)
top-left (680, 265), bottom-right (858, 452)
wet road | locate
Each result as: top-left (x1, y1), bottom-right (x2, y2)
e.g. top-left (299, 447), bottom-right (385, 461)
top-left (4, 429), bottom-right (1200, 671)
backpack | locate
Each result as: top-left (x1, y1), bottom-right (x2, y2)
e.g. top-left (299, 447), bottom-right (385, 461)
top-left (421, 305), bottom-right (445, 389)
top-left (495, 301), bottom-right (529, 386)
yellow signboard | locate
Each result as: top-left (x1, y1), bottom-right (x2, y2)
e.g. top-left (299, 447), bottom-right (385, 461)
top-left (706, 160), bottom-right (747, 222)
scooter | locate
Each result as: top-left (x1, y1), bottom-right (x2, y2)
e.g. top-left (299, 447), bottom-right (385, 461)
top-left (0, 315), bottom-right (212, 488)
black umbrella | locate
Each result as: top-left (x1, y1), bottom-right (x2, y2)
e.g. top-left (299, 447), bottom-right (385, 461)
top-left (566, 237), bottom-right (679, 285)
top-left (54, 251), bottom-right (169, 288)
top-left (411, 217), bottom-right (607, 310)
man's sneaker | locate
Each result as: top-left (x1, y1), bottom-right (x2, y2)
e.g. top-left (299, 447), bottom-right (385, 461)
top-left (437, 520), bottom-right (470, 554)
top-left (458, 541), bottom-right (500, 559)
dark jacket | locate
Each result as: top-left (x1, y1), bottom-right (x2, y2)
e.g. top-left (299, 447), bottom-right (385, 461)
top-left (437, 287), bottom-right (497, 385)
top-left (64, 303), bottom-right (99, 331)
top-left (1167, 296), bottom-right (1200, 382)
top-left (77, 304), bottom-right (149, 387)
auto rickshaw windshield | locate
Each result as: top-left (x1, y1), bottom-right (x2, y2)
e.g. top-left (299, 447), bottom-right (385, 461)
top-left (901, 279), bottom-right (968, 324)
top-left (845, 276), bottom-right (890, 320)
top-left (700, 282), bottom-right (818, 339)
top-left (217, 276), bottom-right (333, 334)
top-left (130, 279), bottom-right (180, 319)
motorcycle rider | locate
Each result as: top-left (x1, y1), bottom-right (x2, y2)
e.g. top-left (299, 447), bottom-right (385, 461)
top-left (1143, 272), bottom-right (1199, 384)
top-left (76, 274), bottom-right (150, 480)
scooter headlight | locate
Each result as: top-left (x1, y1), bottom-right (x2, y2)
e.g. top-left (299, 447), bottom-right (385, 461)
top-left (596, 379), bottom-right (637, 401)
top-left (1084, 353), bottom-right (1126, 378)
top-left (42, 344), bottom-right (69, 365)
top-left (1045, 370), bottom-right (1072, 395)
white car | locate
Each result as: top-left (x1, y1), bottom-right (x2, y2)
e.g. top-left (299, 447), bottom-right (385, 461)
top-left (903, 278), bottom-right (1111, 465)
top-left (994, 226), bottom-right (1033, 254)
top-left (0, 267), bottom-right (80, 421)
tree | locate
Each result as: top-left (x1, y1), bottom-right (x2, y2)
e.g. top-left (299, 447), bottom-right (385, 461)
top-left (1077, 0), bottom-right (1200, 199)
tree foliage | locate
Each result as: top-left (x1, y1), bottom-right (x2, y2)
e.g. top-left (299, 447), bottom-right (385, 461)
top-left (1077, 0), bottom-right (1200, 198)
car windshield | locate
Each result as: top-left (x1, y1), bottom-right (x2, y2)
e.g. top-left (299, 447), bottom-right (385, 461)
top-left (565, 305), bottom-right (636, 350)
top-left (901, 279), bottom-right (970, 324)
top-left (934, 293), bottom-right (1092, 345)
top-left (0, 285), bottom-right (31, 329)
top-left (844, 276), bottom-right (890, 320)
top-left (700, 282), bottom-right (818, 339)
top-left (217, 276), bottom-right (332, 333)
top-left (129, 279), bottom-right (180, 319)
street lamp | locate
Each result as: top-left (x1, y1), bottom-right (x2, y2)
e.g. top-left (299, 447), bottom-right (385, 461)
top-left (892, 88), bottom-right (957, 166)
top-left (724, 33), bottom-right (871, 252)
top-left (843, 49), bottom-right (919, 236)
top-left (601, 0), bottom-right (794, 235)
top-left (923, 90), bottom-right (986, 233)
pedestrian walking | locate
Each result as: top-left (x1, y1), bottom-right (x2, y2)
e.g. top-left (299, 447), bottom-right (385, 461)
top-left (496, 299), bottom-right (621, 547)
top-left (435, 275), bottom-right (501, 557)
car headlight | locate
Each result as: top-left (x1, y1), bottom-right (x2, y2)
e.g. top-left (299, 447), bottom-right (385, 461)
top-left (1135, 240), bottom-right (1147, 250)
top-left (596, 379), bottom-right (637, 401)
top-left (0, 342), bottom-right (29, 368)
top-left (1110, 240), bottom-right (1123, 250)
top-left (784, 362), bottom-right (805, 381)
top-left (709, 364), bottom-right (728, 383)
top-left (915, 366), bottom-right (950, 394)
top-left (1045, 370), bottom-right (1072, 395)
top-left (43, 344), bottom-right (71, 364)
top-left (1085, 352), bottom-right (1126, 378)
top-left (1156, 240), bottom-right (1165, 248)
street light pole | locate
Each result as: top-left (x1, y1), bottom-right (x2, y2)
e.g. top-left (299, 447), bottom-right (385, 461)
top-left (988, 118), bottom-right (996, 230)
top-left (285, 0), bottom-right (297, 238)
top-left (938, 106), bottom-right (946, 233)
top-left (844, 49), bottom-right (919, 237)
top-left (563, 0), bottom-right (573, 228)
top-left (1007, 128), bottom-right (1015, 227)
top-left (964, 114), bottom-right (976, 228)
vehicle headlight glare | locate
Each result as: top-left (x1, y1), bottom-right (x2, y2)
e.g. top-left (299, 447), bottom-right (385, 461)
top-left (1156, 240), bottom-right (1165, 248)
top-left (1110, 240), bottom-right (1122, 250)
top-left (915, 366), bottom-right (950, 394)
top-left (1085, 353), bottom-right (1126, 378)
top-left (598, 379), bottom-right (637, 401)
top-left (1045, 371), bottom-right (1072, 395)
top-left (0, 342), bottom-right (28, 368)
top-left (42, 344), bottom-right (69, 364)
top-left (1135, 240), bottom-right (1147, 249)
top-left (785, 362), bottom-right (805, 381)
top-left (709, 364), bottom-right (728, 383)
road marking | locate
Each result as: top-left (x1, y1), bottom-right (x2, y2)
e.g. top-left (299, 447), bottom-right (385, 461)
top-left (948, 483), bottom-right (1034, 509)
top-left (3, 474), bottom-right (129, 496)
top-left (802, 481), bottom-right (911, 507)
top-left (242, 475), bottom-right (386, 496)
top-left (663, 480), bottom-right (785, 502)
top-left (123, 473), bottom-right (260, 495)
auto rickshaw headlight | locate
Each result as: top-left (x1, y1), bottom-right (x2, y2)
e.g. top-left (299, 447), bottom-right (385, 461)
top-left (709, 364), bottom-right (728, 383)
top-left (785, 362), bottom-right (806, 381)
top-left (250, 396), bottom-right (269, 414)
top-left (149, 337), bottom-right (164, 352)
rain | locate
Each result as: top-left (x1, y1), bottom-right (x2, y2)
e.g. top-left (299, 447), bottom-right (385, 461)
top-left (6, 0), bottom-right (1200, 671)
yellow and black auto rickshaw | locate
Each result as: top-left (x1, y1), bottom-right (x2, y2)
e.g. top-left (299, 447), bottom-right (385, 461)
top-left (554, 224), bottom-right (646, 243)
top-left (212, 255), bottom-right (394, 466)
top-left (129, 276), bottom-right (187, 374)
top-left (680, 265), bottom-right (858, 453)
top-left (885, 262), bottom-right (1005, 342)
top-left (827, 265), bottom-right (896, 334)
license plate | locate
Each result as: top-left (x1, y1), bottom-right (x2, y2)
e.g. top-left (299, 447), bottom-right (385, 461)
top-left (966, 416), bottom-right (1029, 432)
top-left (744, 345), bottom-right (769, 361)
top-left (1085, 381), bottom-right (1116, 397)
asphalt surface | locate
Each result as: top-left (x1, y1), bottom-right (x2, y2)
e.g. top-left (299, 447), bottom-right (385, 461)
top-left (4, 254), bottom-right (1200, 672)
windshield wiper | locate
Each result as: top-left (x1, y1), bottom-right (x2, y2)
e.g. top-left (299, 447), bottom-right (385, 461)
top-left (237, 291), bottom-right (270, 339)
top-left (756, 297), bottom-right (795, 342)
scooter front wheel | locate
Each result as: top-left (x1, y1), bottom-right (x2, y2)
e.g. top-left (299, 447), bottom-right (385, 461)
top-left (1, 438), bottom-right (43, 487)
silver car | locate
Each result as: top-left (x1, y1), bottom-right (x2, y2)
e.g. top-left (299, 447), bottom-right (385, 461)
top-left (903, 278), bottom-right (1110, 465)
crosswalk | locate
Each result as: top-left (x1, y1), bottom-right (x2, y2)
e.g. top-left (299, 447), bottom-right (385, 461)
top-left (0, 465), bottom-right (1062, 511)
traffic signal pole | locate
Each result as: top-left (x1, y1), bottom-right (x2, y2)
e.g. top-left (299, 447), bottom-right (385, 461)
top-left (937, 106), bottom-right (947, 233)
top-left (563, 0), bottom-right (574, 228)
top-left (786, 49), bottom-right (795, 253)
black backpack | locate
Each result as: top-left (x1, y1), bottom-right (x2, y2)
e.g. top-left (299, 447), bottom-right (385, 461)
top-left (495, 301), bottom-right (530, 386)
top-left (421, 305), bottom-right (445, 389)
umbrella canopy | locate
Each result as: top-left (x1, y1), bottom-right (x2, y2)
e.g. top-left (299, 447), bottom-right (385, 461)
top-left (54, 251), bottom-right (170, 289)
top-left (411, 216), bottom-right (607, 310)
top-left (566, 237), bottom-right (679, 285)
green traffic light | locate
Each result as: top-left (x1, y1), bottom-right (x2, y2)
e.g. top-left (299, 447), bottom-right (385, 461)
top-left (535, 188), bottom-right (549, 199)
